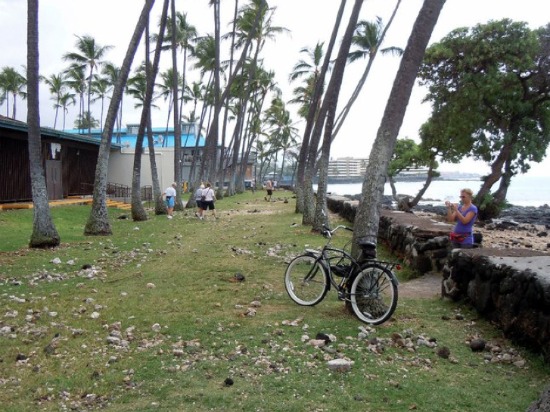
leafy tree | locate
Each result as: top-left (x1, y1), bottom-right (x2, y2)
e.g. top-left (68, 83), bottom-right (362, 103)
top-left (352, 0), bottom-right (445, 255)
top-left (418, 19), bottom-right (550, 218)
top-left (27, 0), bottom-right (60, 248)
top-left (0, 66), bottom-right (26, 119)
top-left (386, 138), bottom-right (439, 211)
top-left (90, 74), bottom-right (112, 130)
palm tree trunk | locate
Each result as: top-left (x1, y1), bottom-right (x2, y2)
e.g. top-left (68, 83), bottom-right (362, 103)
top-left (352, 0), bottom-right (445, 256)
top-left (295, 0), bottom-right (346, 215)
top-left (170, 0), bottom-right (183, 210)
top-left (27, 0), bottom-right (60, 248)
top-left (313, 0), bottom-right (364, 231)
top-left (84, 0), bottom-right (155, 236)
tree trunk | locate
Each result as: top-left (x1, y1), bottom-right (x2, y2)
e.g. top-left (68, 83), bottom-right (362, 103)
top-left (131, 0), bottom-right (168, 221)
top-left (170, 0), bottom-right (184, 211)
top-left (352, 0), bottom-right (445, 256)
top-left (295, 0), bottom-right (346, 216)
top-left (27, 0), bottom-right (60, 248)
top-left (85, 0), bottom-right (155, 235)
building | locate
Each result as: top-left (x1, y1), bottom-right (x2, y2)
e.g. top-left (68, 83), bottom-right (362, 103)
top-left (0, 116), bottom-right (118, 203)
top-left (327, 157), bottom-right (368, 180)
top-left (65, 123), bottom-right (206, 191)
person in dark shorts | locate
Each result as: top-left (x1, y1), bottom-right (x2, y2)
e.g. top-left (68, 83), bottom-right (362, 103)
top-left (265, 179), bottom-right (273, 201)
top-left (201, 182), bottom-right (217, 219)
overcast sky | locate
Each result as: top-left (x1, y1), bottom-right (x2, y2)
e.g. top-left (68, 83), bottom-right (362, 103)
top-left (1, 0), bottom-right (549, 176)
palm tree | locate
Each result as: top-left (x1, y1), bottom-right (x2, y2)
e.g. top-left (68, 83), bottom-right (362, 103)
top-left (352, 0), bottom-right (446, 255)
top-left (64, 64), bottom-right (87, 132)
top-left (27, 0), bottom-right (60, 248)
top-left (63, 35), bottom-right (113, 134)
top-left (101, 62), bottom-right (123, 141)
top-left (333, 2), bottom-right (403, 139)
top-left (91, 74), bottom-right (112, 130)
top-left (161, 11), bottom-right (197, 123)
top-left (0, 66), bottom-right (27, 119)
top-left (308, 0), bottom-right (365, 230)
top-left (40, 72), bottom-right (68, 129)
top-left (84, 0), bottom-right (156, 236)
top-left (57, 91), bottom-right (76, 131)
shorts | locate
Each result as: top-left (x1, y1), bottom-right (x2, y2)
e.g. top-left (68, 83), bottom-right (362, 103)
top-left (267, 189), bottom-right (273, 196)
top-left (165, 196), bottom-right (175, 208)
top-left (195, 199), bottom-right (203, 209)
top-left (202, 200), bottom-right (215, 210)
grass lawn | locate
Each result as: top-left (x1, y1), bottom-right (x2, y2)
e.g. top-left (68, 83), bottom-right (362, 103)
top-left (0, 190), bottom-right (548, 411)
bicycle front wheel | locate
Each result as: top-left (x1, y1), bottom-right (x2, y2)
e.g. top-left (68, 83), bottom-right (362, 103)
top-left (349, 264), bottom-right (398, 325)
top-left (284, 254), bottom-right (329, 306)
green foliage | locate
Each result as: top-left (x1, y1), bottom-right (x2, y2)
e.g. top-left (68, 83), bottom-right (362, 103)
top-left (0, 193), bottom-right (548, 411)
top-left (418, 19), bottom-right (550, 201)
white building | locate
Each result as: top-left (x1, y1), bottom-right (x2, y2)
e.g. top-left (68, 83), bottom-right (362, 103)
top-left (327, 157), bottom-right (368, 179)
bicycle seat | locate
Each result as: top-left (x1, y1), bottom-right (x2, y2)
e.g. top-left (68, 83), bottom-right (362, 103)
top-left (356, 237), bottom-right (376, 259)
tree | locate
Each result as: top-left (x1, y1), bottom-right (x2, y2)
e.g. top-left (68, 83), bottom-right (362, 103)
top-left (0, 66), bottom-right (26, 119)
top-left (64, 64), bottom-right (87, 132)
top-left (332, 1), bottom-right (403, 139)
top-left (27, 0), bottom-right (60, 248)
top-left (90, 74), bottom-right (112, 130)
top-left (63, 35), bottom-right (113, 134)
top-left (40, 72), bottom-right (68, 129)
top-left (418, 19), bottom-right (550, 218)
top-left (352, 0), bottom-right (446, 254)
top-left (84, 0), bottom-right (156, 236)
top-left (57, 91), bottom-right (76, 130)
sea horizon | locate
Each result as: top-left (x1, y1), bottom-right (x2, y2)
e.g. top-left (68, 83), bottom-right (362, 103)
top-left (317, 174), bottom-right (550, 208)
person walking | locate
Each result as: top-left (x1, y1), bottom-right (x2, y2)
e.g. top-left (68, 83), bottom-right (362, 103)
top-left (194, 184), bottom-right (205, 219)
top-left (163, 182), bottom-right (177, 219)
top-left (265, 179), bottom-right (273, 202)
top-left (201, 182), bottom-right (217, 220)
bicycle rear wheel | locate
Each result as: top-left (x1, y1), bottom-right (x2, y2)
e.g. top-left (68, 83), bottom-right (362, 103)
top-left (349, 263), bottom-right (398, 325)
top-left (284, 254), bottom-right (329, 306)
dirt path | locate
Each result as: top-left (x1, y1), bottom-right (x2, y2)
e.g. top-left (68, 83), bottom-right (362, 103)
top-left (399, 272), bottom-right (442, 299)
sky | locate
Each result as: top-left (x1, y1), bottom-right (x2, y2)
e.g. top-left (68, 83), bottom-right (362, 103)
top-left (1, 0), bottom-right (549, 177)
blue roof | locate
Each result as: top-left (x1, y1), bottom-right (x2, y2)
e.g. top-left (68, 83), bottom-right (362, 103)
top-left (64, 125), bottom-right (205, 149)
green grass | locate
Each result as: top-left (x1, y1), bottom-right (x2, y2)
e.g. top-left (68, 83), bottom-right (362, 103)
top-left (0, 191), bottom-right (548, 411)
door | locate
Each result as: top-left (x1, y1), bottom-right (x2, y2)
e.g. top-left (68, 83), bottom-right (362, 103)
top-left (46, 160), bottom-right (63, 200)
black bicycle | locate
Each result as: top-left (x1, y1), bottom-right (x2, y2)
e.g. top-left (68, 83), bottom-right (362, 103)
top-left (284, 224), bottom-right (399, 325)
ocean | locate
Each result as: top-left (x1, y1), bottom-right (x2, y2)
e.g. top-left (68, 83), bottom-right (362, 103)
top-left (320, 175), bottom-right (550, 207)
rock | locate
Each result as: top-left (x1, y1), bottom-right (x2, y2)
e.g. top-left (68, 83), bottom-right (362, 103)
top-left (327, 359), bottom-right (354, 372)
top-left (51, 257), bottom-right (62, 264)
top-left (152, 323), bottom-right (161, 332)
top-left (223, 378), bottom-right (234, 387)
top-left (527, 386), bottom-right (550, 412)
top-left (470, 338), bottom-right (486, 352)
top-left (437, 346), bottom-right (450, 359)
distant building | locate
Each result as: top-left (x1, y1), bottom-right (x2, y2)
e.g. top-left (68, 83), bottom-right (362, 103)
top-left (65, 123), bottom-right (207, 190)
top-left (327, 157), bottom-right (368, 180)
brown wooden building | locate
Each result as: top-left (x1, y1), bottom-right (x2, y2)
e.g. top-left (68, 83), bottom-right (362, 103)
top-left (0, 116), bottom-right (117, 203)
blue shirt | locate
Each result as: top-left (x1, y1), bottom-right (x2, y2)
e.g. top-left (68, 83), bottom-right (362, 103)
top-left (453, 204), bottom-right (478, 245)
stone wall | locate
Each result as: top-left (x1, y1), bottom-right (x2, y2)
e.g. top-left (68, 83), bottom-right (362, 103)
top-left (327, 195), bottom-right (550, 361)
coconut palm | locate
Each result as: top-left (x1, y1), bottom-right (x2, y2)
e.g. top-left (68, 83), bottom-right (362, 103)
top-left (40, 72), bottom-right (68, 129)
top-left (333, 2), bottom-right (404, 138)
top-left (91, 74), bottom-right (112, 130)
top-left (27, 0), bottom-right (60, 248)
top-left (101, 62), bottom-right (123, 140)
top-left (352, 0), bottom-right (446, 254)
top-left (57, 91), bottom-right (76, 131)
top-left (64, 64), bottom-right (87, 132)
top-left (84, 0), bottom-right (155, 236)
top-left (0, 66), bottom-right (27, 119)
top-left (63, 35), bottom-right (113, 134)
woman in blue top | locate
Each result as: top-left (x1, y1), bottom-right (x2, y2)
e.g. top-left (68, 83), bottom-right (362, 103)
top-left (445, 188), bottom-right (478, 248)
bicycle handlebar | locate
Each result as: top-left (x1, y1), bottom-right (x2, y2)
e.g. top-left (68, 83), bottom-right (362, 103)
top-left (322, 224), bottom-right (353, 238)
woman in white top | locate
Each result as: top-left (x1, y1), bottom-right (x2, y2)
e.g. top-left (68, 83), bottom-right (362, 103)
top-left (200, 182), bottom-right (217, 219)
top-left (163, 182), bottom-right (177, 219)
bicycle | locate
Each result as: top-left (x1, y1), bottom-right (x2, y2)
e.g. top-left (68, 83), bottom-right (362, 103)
top-left (284, 224), bottom-right (400, 325)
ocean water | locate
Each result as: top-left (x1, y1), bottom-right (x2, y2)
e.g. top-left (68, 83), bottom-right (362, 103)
top-left (321, 175), bottom-right (550, 207)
